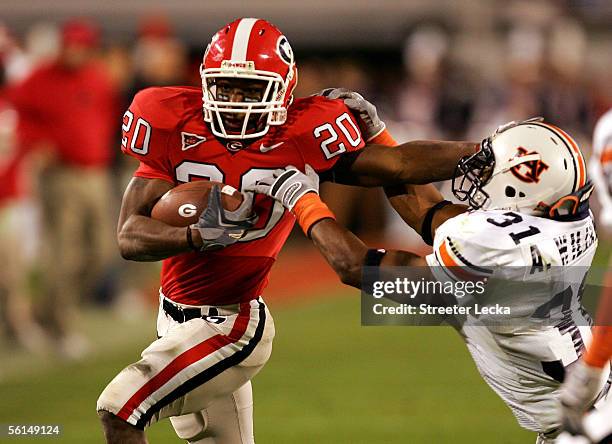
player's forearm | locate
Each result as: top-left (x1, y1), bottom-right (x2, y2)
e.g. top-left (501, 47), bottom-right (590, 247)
top-left (117, 215), bottom-right (201, 261)
top-left (310, 219), bottom-right (368, 288)
top-left (395, 140), bottom-right (479, 183)
top-left (348, 140), bottom-right (479, 187)
top-left (385, 184), bottom-right (467, 235)
top-left (309, 219), bottom-right (423, 288)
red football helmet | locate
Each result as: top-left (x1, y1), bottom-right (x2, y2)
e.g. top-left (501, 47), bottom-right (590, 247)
top-left (200, 18), bottom-right (298, 139)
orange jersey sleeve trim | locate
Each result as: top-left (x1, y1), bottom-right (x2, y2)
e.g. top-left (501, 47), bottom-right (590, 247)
top-left (292, 193), bottom-right (336, 236)
top-left (370, 129), bottom-right (398, 147)
top-left (600, 146), bottom-right (612, 164)
top-left (584, 326), bottom-right (612, 368)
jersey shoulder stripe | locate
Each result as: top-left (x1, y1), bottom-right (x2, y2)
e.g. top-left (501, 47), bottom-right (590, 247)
top-left (445, 237), bottom-right (494, 275)
top-left (593, 109), bottom-right (612, 161)
top-left (433, 237), bottom-right (494, 282)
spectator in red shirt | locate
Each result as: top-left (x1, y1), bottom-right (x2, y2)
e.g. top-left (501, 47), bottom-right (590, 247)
top-left (9, 18), bottom-right (119, 358)
top-left (0, 31), bottom-right (46, 353)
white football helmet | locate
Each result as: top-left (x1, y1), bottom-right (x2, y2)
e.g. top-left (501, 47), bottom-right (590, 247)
top-left (454, 119), bottom-right (590, 217)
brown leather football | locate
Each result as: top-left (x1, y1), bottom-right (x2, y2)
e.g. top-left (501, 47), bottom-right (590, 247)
top-left (151, 181), bottom-right (244, 227)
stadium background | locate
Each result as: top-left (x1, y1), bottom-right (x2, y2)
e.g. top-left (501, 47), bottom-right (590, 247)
top-left (0, 0), bottom-right (611, 442)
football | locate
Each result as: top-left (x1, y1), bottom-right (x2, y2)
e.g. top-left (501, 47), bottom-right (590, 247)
top-left (151, 181), bottom-right (244, 227)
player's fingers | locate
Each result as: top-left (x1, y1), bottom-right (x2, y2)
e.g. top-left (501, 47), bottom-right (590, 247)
top-left (314, 88), bottom-right (335, 97)
top-left (270, 168), bottom-right (291, 179)
top-left (342, 98), bottom-right (366, 113)
top-left (327, 88), bottom-right (355, 100)
top-left (206, 185), bottom-right (223, 210)
top-left (246, 184), bottom-right (270, 195)
top-left (304, 164), bottom-right (317, 177)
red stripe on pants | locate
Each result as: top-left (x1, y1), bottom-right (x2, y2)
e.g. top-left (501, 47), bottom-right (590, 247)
top-left (117, 301), bottom-right (252, 422)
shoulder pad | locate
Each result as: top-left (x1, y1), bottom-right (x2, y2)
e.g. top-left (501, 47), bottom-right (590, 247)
top-left (433, 211), bottom-right (525, 269)
top-left (128, 86), bottom-right (200, 132)
top-left (121, 87), bottom-right (201, 181)
top-left (286, 96), bottom-right (364, 171)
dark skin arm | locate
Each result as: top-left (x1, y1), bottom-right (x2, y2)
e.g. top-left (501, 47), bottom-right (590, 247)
top-left (384, 183), bottom-right (468, 236)
top-left (310, 218), bottom-right (426, 288)
top-left (332, 140), bottom-right (478, 187)
top-left (117, 177), bottom-right (204, 261)
top-left (309, 188), bottom-right (467, 288)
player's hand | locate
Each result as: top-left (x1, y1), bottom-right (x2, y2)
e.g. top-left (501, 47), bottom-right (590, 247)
top-left (560, 360), bottom-right (604, 435)
top-left (246, 164), bottom-right (319, 211)
top-left (317, 87), bottom-right (385, 141)
top-left (190, 185), bottom-right (257, 251)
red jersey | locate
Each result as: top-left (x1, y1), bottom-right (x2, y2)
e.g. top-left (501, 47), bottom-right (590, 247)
top-left (0, 93), bottom-right (24, 205)
top-left (9, 61), bottom-right (117, 168)
top-left (122, 86), bottom-right (364, 305)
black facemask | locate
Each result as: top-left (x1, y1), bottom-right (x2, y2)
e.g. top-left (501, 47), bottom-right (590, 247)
top-left (452, 137), bottom-right (496, 210)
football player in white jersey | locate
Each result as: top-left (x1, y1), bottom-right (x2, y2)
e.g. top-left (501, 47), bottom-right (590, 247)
top-left (555, 109), bottom-right (612, 444)
top-left (589, 109), bottom-right (612, 228)
top-left (250, 99), bottom-right (610, 442)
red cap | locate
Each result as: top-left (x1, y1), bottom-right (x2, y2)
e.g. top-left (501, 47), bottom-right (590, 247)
top-left (138, 14), bottom-right (173, 39)
top-left (61, 19), bottom-right (99, 48)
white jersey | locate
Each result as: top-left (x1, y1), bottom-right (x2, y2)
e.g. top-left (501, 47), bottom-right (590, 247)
top-left (426, 210), bottom-right (608, 437)
top-left (427, 209), bottom-right (597, 270)
top-left (590, 109), bottom-right (612, 227)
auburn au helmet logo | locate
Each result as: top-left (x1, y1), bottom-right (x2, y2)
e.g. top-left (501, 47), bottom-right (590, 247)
top-left (510, 147), bottom-right (549, 183)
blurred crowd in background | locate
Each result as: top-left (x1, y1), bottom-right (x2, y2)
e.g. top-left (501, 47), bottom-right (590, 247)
top-left (0, 0), bottom-right (610, 359)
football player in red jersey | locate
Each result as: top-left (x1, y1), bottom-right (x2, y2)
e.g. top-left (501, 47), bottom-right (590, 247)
top-left (96, 18), bottom-right (480, 444)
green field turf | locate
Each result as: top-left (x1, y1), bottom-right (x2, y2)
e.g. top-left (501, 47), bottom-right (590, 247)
top-left (0, 292), bottom-right (534, 443)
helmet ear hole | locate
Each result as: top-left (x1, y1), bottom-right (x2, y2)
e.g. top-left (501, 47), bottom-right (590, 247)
top-left (519, 191), bottom-right (526, 198)
top-left (505, 186), bottom-right (516, 198)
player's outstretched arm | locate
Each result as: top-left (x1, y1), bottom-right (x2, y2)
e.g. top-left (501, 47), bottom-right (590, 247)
top-left (320, 88), bottom-right (469, 242)
top-left (117, 177), bottom-right (202, 261)
top-left (318, 88), bottom-right (479, 187)
top-left (338, 139), bottom-right (479, 187)
top-left (385, 183), bottom-right (467, 243)
top-left (247, 166), bottom-right (422, 288)
top-left (309, 218), bottom-right (423, 287)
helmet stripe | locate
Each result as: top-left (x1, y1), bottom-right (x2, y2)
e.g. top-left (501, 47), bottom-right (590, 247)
top-left (230, 18), bottom-right (258, 61)
top-left (540, 122), bottom-right (586, 188)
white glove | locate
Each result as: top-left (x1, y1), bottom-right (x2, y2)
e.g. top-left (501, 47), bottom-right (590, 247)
top-left (560, 360), bottom-right (605, 435)
top-left (317, 87), bottom-right (385, 141)
top-left (246, 164), bottom-right (319, 211)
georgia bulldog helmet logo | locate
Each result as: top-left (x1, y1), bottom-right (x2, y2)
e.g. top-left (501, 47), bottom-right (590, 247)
top-left (509, 147), bottom-right (549, 183)
top-left (277, 36), bottom-right (293, 65)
